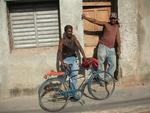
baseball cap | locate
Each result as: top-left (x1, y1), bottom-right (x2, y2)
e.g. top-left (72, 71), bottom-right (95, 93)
top-left (110, 12), bottom-right (118, 19)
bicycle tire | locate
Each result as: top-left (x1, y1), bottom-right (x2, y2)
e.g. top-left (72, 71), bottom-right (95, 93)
top-left (38, 78), bottom-right (68, 112)
top-left (88, 71), bottom-right (115, 100)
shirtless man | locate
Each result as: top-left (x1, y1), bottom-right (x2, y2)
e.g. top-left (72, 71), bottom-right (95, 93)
top-left (82, 12), bottom-right (121, 78)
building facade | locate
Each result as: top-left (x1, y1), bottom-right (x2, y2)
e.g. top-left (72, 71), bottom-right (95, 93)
top-left (0, 0), bottom-right (150, 98)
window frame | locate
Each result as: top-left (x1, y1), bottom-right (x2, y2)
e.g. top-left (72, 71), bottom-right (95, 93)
top-left (7, 1), bottom-right (61, 50)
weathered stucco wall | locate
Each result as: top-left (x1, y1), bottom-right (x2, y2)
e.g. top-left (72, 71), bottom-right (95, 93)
top-left (0, 0), bottom-right (10, 97)
top-left (0, 0), bottom-right (83, 98)
top-left (1, 0), bottom-right (150, 98)
top-left (118, 0), bottom-right (150, 84)
top-left (137, 0), bottom-right (150, 83)
top-left (0, 1), bottom-right (57, 97)
top-left (118, 0), bottom-right (139, 82)
top-left (59, 0), bottom-right (84, 45)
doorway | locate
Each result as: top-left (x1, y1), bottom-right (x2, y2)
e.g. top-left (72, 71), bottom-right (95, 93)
top-left (82, 0), bottom-right (120, 80)
top-left (83, 1), bottom-right (111, 56)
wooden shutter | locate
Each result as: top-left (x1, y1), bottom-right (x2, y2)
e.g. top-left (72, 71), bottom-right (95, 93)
top-left (36, 4), bottom-right (59, 47)
top-left (83, 5), bottom-right (111, 46)
top-left (9, 2), bottom-right (59, 49)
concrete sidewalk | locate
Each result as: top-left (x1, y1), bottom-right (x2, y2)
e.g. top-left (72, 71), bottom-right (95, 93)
top-left (0, 83), bottom-right (150, 113)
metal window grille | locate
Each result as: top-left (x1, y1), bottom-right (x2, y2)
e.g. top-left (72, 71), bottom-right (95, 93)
top-left (8, 2), bottom-right (60, 49)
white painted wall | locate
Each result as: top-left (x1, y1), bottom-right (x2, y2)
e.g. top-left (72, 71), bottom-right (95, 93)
top-left (59, 0), bottom-right (84, 45)
top-left (118, 0), bottom-right (139, 79)
top-left (0, 0), bottom-right (84, 98)
top-left (137, 0), bottom-right (150, 82)
top-left (0, 0), bottom-right (150, 98)
top-left (0, 0), bottom-right (10, 97)
top-left (118, 0), bottom-right (150, 84)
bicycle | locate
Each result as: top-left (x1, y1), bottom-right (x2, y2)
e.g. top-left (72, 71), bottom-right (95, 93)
top-left (38, 58), bottom-right (115, 112)
top-left (82, 58), bottom-right (115, 100)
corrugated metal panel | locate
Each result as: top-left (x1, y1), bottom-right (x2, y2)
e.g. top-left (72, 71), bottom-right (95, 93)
top-left (9, 2), bottom-right (59, 49)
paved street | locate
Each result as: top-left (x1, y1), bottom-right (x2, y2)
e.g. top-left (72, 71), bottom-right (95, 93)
top-left (0, 83), bottom-right (150, 113)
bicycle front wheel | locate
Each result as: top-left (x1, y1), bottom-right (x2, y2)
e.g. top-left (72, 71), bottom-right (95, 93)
top-left (88, 71), bottom-right (115, 100)
top-left (39, 78), bottom-right (68, 112)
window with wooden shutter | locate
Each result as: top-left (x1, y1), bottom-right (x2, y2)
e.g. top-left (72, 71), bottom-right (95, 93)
top-left (8, 1), bottom-right (60, 49)
top-left (83, 2), bottom-right (111, 46)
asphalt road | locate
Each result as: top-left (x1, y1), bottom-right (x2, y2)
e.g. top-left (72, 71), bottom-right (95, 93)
top-left (0, 84), bottom-right (150, 113)
top-left (1, 96), bottom-right (150, 113)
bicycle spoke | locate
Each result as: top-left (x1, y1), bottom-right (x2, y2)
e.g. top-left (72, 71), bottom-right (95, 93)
top-left (104, 73), bottom-right (115, 96)
top-left (88, 71), bottom-right (115, 100)
top-left (38, 79), bottom-right (68, 112)
top-left (88, 78), bottom-right (108, 100)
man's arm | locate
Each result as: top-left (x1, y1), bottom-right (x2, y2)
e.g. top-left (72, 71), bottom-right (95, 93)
top-left (58, 39), bottom-right (64, 64)
top-left (82, 14), bottom-right (110, 28)
top-left (116, 26), bottom-right (121, 56)
top-left (74, 38), bottom-right (86, 59)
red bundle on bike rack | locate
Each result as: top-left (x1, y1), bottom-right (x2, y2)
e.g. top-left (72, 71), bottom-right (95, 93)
top-left (82, 57), bottom-right (98, 69)
top-left (47, 71), bottom-right (64, 75)
top-left (44, 71), bottom-right (64, 79)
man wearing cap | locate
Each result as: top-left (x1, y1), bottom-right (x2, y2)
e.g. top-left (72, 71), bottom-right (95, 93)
top-left (82, 12), bottom-right (121, 80)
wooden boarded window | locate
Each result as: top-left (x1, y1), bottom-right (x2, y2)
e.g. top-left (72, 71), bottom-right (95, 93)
top-left (8, 1), bottom-right (60, 49)
top-left (83, 2), bottom-right (111, 46)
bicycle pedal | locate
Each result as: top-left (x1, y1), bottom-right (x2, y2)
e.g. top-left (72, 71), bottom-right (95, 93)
top-left (70, 97), bottom-right (79, 102)
top-left (79, 99), bottom-right (85, 105)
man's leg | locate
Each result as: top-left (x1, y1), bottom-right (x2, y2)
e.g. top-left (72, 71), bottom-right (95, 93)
top-left (63, 57), bottom-right (78, 90)
top-left (96, 44), bottom-right (109, 87)
top-left (107, 48), bottom-right (116, 77)
top-left (70, 57), bottom-right (78, 90)
top-left (70, 57), bottom-right (79, 100)
top-left (97, 44), bottom-right (107, 78)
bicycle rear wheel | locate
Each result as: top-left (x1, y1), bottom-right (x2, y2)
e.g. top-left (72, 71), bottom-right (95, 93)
top-left (88, 71), bottom-right (115, 100)
top-left (38, 78), bottom-right (68, 112)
